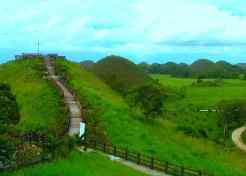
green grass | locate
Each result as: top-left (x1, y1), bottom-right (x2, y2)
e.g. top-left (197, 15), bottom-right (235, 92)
top-left (3, 150), bottom-right (146, 176)
top-left (151, 74), bottom-right (246, 108)
top-left (151, 74), bottom-right (246, 141)
top-left (0, 58), bottom-right (66, 134)
top-left (54, 59), bottom-right (246, 176)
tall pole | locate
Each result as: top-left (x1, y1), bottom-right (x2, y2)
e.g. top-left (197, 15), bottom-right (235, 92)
top-left (36, 40), bottom-right (40, 55)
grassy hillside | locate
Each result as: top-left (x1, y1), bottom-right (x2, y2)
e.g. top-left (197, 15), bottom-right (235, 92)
top-left (54, 59), bottom-right (246, 176)
top-left (91, 55), bottom-right (153, 93)
top-left (3, 151), bottom-right (145, 176)
top-left (0, 58), bottom-right (67, 134)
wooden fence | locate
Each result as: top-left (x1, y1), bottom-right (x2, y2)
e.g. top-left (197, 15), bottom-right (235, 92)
top-left (0, 132), bottom-right (52, 171)
top-left (83, 139), bottom-right (213, 176)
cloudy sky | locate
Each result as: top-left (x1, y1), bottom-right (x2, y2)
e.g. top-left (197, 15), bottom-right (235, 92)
top-left (1, 0), bottom-right (246, 63)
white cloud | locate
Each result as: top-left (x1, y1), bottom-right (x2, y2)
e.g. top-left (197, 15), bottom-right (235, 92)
top-left (1, 0), bottom-right (246, 62)
top-left (132, 0), bottom-right (246, 43)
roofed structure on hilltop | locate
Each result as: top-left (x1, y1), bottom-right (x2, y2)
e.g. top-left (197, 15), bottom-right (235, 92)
top-left (15, 53), bottom-right (66, 60)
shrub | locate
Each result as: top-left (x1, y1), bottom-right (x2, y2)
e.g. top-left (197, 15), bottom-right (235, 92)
top-left (218, 99), bottom-right (246, 136)
top-left (129, 83), bottom-right (166, 119)
top-left (0, 135), bottom-right (16, 167)
top-left (0, 83), bottom-right (20, 125)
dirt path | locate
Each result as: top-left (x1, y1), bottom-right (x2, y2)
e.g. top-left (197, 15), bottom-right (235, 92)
top-left (232, 126), bottom-right (246, 152)
top-left (44, 58), bottom-right (82, 136)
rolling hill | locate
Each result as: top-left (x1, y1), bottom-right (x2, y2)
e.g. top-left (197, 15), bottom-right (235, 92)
top-left (53, 58), bottom-right (246, 176)
top-left (2, 57), bottom-right (246, 176)
top-left (91, 55), bottom-right (154, 93)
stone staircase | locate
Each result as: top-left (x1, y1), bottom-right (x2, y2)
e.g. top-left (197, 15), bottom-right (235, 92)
top-left (44, 58), bottom-right (82, 136)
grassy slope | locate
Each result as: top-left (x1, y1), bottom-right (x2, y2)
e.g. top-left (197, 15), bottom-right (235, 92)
top-left (3, 151), bottom-right (145, 176)
top-left (0, 58), bottom-right (66, 134)
top-left (55, 59), bottom-right (246, 176)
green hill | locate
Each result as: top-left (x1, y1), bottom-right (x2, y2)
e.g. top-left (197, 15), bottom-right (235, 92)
top-left (54, 58), bottom-right (246, 176)
top-left (91, 55), bottom-right (154, 93)
top-left (0, 58), bottom-right (67, 135)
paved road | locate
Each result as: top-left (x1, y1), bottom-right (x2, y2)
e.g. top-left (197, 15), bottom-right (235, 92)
top-left (232, 126), bottom-right (246, 152)
top-left (44, 58), bottom-right (82, 136)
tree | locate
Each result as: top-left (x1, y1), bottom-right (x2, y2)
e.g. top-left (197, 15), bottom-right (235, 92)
top-left (218, 100), bottom-right (246, 137)
top-left (131, 83), bottom-right (166, 119)
top-left (0, 134), bottom-right (16, 167)
top-left (0, 83), bottom-right (20, 125)
top-left (0, 83), bottom-right (20, 166)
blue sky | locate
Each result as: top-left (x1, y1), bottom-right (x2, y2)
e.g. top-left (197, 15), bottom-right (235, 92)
top-left (1, 0), bottom-right (246, 64)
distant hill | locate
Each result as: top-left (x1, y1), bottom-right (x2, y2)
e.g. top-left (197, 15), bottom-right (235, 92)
top-left (237, 63), bottom-right (246, 69)
top-left (80, 60), bottom-right (94, 69)
top-left (140, 58), bottom-right (245, 78)
top-left (190, 59), bottom-right (215, 76)
top-left (91, 55), bottom-right (154, 93)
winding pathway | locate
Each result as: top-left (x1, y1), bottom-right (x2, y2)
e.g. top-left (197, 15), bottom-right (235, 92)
top-left (232, 126), bottom-right (246, 152)
top-left (44, 58), bottom-right (82, 136)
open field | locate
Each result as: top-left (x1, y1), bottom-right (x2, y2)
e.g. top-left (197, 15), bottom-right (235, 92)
top-left (151, 74), bottom-right (246, 109)
top-left (53, 59), bottom-right (246, 176)
top-left (3, 151), bottom-right (145, 176)
top-left (0, 59), bottom-right (67, 134)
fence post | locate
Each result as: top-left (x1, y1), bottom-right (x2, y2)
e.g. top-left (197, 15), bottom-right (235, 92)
top-left (113, 146), bottom-right (117, 156)
top-left (165, 162), bottom-right (169, 173)
top-left (125, 148), bottom-right (128, 160)
top-left (84, 140), bottom-right (87, 151)
top-left (137, 153), bottom-right (141, 164)
top-left (94, 140), bottom-right (97, 149)
top-left (180, 166), bottom-right (184, 176)
top-left (103, 143), bottom-right (106, 153)
top-left (198, 170), bottom-right (202, 176)
top-left (150, 157), bottom-right (154, 169)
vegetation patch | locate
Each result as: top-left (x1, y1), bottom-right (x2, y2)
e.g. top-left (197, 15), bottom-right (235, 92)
top-left (0, 58), bottom-right (67, 135)
top-left (0, 82), bottom-right (20, 167)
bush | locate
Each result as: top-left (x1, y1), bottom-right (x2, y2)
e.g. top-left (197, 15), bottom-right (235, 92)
top-left (0, 135), bottom-right (16, 167)
top-left (0, 83), bottom-right (20, 125)
top-left (129, 83), bottom-right (166, 119)
top-left (47, 135), bottom-right (75, 158)
top-left (16, 143), bottom-right (43, 165)
top-left (192, 78), bottom-right (223, 87)
top-left (218, 99), bottom-right (246, 136)
top-left (0, 82), bottom-right (20, 167)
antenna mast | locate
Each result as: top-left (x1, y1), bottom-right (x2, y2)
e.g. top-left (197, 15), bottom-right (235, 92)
top-left (36, 40), bottom-right (40, 55)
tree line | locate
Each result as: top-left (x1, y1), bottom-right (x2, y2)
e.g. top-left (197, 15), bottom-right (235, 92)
top-left (138, 59), bottom-right (246, 79)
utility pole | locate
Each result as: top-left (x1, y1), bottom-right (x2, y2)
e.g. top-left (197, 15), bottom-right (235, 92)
top-left (36, 40), bottom-right (40, 55)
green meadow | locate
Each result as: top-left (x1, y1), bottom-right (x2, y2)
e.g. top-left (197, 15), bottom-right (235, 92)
top-left (151, 74), bottom-right (246, 108)
top-left (53, 59), bottom-right (246, 176)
